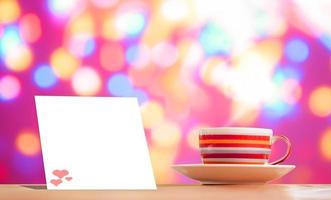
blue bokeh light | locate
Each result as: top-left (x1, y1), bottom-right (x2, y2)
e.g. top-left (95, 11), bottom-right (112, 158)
top-left (263, 100), bottom-right (296, 118)
top-left (125, 12), bottom-right (146, 37)
top-left (0, 26), bottom-right (22, 57)
top-left (83, 38), bottom-right (96, 57)
top-left (107, 73), bottom-right (133, 96)
top-left (199, 22), bottom-right (232, 55)
top-left (320, 34), bottom-right (331, 51)
top-left (285, 39), bottom-right (309, 63)
top-left (125, 45), bottom-right (139, 65)
top-left (273, 67), bottom-right (303, 83)
top-left (264, 67), bottom-right (302, 119)
top-left (132, 88), bottom-right (148, 105)
top-left (33, 65), bottom-right (58, 88)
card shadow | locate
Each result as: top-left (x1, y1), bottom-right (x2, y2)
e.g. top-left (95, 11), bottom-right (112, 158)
top-left (21, 185), bottom-right (47, 190)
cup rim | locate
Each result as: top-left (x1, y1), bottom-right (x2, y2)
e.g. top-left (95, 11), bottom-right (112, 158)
top-left (199, 127), bottom-right (273, 135)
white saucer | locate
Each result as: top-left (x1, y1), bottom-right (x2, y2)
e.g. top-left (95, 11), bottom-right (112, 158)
top-left (172, 164), bottom-right (295, 184)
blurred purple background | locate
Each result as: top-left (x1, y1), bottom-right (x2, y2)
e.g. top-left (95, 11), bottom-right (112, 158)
top-left (0, 0), bottom-right (331, 184)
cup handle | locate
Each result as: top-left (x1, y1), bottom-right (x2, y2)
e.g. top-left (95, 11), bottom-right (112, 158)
top-left (269, 135), bottom-right (291, 165)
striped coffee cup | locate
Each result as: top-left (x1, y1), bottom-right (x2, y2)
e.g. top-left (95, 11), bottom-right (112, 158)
top-left (199, 127), bottom-right (291, 165)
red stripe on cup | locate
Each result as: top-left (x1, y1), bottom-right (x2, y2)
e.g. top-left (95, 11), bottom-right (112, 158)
top-left (199, 135), bottom-right (270, 141)
top-left (201, 153), bottom-right (269, 159)
top-left (199, 143), bottom-right (271, 148)
top-left (203, 161), bottom-right (265, 164)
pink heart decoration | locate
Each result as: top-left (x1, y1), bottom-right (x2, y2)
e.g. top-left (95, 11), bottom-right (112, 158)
top-left (50, 179), bottom-right (62, 186)
top-left (65, 177), bottom-right (72, 181)
top-left (52, 169), bottom-right (69, 178)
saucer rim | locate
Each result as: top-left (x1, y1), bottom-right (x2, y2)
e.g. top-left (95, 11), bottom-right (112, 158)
top-left (172, 164), bottom-right (296, 169)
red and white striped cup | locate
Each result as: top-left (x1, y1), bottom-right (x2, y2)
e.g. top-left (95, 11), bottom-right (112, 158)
top-left (199, 127), bottom-right (291, 165)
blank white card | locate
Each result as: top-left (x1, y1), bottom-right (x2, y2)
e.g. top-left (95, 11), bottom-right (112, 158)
top-left (35, 96), bottom-right (156, 190)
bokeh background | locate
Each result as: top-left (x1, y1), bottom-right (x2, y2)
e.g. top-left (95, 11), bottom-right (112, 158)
top-left (1, 0), bottom-right (331, 184)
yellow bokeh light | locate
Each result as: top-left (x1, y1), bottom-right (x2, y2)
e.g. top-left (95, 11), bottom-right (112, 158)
top-left (320, 128), bottom-right (331, 160)
top-left (230, 100), bottom-right (259, 126)
top-left (71, 67), bottom-right (101, 95)
top-left (69, 12), bottom-right (95, 35)
top-left (255, 39), bottom-right (283, 67)
top-left (151, 121), bottom-right (181, 148)
top-left (309, 86), bottom-right (331, 117)
top-left (102, 16), bottom-right (122, 40)
top-left (187, 125), bottom-right (207, 150)
top-left (160, 68), bottom-right (189, 109)
top-left (4, 45), bottom-right (33, 72)
top-left (0, 0), bottom-right (20, 24)
top-left (233, 39), bottom-right (282, 77)
top-left (140, 101), bottom-right (164, 129)
top-left (16, 131), bottom-right (40, 156)
top-left (177, 39), bottom-right (203, 69)
top-left (150, 147), bottom-right (177, 183)
top-left (200, 57), bottom-right (227, 85)
top-left (50, 48), bottom-right (80, 79)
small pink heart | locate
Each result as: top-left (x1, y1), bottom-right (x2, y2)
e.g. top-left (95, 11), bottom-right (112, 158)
top-left (50, 179), bottom-right (62, 186)
top-left (52, 169), bottom-right (69, 178)
top-left (65, 177), bottom-right (72, 181)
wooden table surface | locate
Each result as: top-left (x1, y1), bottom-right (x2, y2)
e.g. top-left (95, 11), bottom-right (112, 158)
top-left (1, 184), bottom-right (331, 200)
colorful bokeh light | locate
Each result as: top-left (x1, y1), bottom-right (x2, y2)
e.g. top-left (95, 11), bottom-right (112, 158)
top-left (0, 25), bottom-right (22, 57)
top-left (152, 42), bottom-right (178, 68)
top-left (141, 101), bottom-right (164, 129)
top-left (0, 75), bottom-right (21, 101)
top-left (309, 86), bottom-right (331, 117)
top-left (68, 34), bottom-right (96, 58)
top-left (151, 121), bottom-right (181, 148)
top-left (15, 131), bottom-right (40, 156)
top-left (320, 34), bottom-right (331, 51)
top-left (199, 22), bottom-right (232, 55)
top-left (161, 0), bottom-right (189, 21)
top-left (68, 12), bottom-right (95, 35)
top-left (131, 88), bottom-right (148, 105)
top-left (72, 67), bottom-right (101, 96)
top-left (107, 73), bottom-right (133, 96)
top-left (285, 39), bottom-right (310, 63)
top-left (0, 0), bottom-right (20, 24)
top-left (50, 48), bottom-right (79, 79)
top-left (19, 13), bottom-right (42, 43)
top-left (126, 44), bottom-right (150, 68)
top-left (100, 43), bottom-right (125, 71)
top-left (33, 65), bottom-right (57, 89)
top-left (47, 0), bottom-right (81, 19)
top-left (115, 9), bottom-right (146, 38)
top-left (4, 44), bottom-right (33, 72)
top-left (320, 128), bottom-right (331, 161)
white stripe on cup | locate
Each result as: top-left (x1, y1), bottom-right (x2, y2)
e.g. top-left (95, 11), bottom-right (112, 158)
top-left (199, 132), bottom-right (272, 136)
top-left (202, 158), bottom-right (267, 163)
top-left (199, 127), bottom-right (272, 135)
top-left (200, 147), bottom-right (271, 154)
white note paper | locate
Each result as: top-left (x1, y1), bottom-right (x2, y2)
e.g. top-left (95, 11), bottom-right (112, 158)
top-left (35, 96), bottom-right (156, 190)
